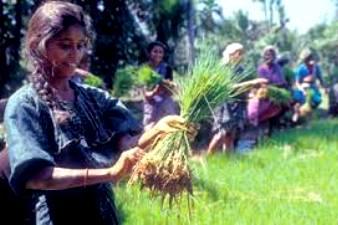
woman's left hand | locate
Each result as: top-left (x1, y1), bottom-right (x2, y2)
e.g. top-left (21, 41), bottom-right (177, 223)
top-left (153, 115), bottom-right (186, 134)
top-left (138, 115), bottom-right (199, 150)
top-left (153, 115), bottom-right (199, 140)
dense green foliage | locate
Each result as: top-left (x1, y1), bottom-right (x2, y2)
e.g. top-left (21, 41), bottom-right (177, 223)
top-left (112, 66), bottom-right (137, 97)
top-left (2, 0), bottom-right (338, 99)
top-left (267, 85), bottom-right (292, 105)
top-left (84, 73), bottom-right (104, 88)
top-left (135, 65), bottom-right (162, 89)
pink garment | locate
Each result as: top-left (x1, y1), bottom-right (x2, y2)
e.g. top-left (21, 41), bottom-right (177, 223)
top-left (247, 98), bottom-right (281, 126)
top-left (247, 62), bottom-right (285, 126)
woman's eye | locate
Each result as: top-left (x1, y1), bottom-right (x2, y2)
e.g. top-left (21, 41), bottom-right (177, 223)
top-left (77, 43), bottom-right (85, 50)
top-left (57, 42), bottom-right (86, 51)
top-left (59, 43), bottom-right (71, 50)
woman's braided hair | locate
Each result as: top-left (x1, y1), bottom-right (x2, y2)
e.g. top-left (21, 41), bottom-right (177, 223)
top-left (25, 1), bottom-right (93, 118)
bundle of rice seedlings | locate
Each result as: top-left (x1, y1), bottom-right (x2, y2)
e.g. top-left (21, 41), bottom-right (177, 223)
top-left (130, 132), bottom-right (192, 207)
top-left (129, 49), bottom-right (245, 207)
top-left (300, 88), bottom-right (315, 116)
top-left (112, 66), bottom-right (137, 97)
top-left (256, 85), bottom-right (291, 105)
top-left (266, 85), bottom-right (292, 105)
top-left (113, 65), bottom-right (165, 97)
top-left (135, 65), bottom-right (162, 90)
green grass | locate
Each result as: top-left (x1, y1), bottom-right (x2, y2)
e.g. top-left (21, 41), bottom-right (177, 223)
top-left (115, 119), bottom-right (338, 225)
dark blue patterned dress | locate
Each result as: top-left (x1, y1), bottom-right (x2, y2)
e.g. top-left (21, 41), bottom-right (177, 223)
top-left (212, 65), bottom-right (247, 134)
top-left (5, 81), bottom-right (142, 225)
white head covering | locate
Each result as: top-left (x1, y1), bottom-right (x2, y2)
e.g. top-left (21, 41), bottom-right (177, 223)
top-left (299, 48), bottom-right (313, 62)
top-left (262, 45), bottom-right (278, 57)
top-left (222, 42), bottom-right (244, 65)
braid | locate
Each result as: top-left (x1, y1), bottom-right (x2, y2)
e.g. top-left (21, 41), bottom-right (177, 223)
top-left (30, 71), bottom-right (58, 110)
top-left (30, 69), bottom-right (69, 124)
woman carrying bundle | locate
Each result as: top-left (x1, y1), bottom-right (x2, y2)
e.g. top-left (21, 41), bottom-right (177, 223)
top-left (4, 2), bottom-right (186, 224)
top-left (247, 46), bottom-right (287, 128)
top-left (292, 48), bottom-right (326, 122)
top-left (143, 41), bottom-right (178, 130)
top-left (207, 43), bottom-right (247, 154)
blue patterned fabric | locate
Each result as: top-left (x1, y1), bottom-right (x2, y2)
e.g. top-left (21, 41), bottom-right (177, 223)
top-left (4, 81), bottom-right (142, 225)
top-left (294, 64), bottom-right (323, 107)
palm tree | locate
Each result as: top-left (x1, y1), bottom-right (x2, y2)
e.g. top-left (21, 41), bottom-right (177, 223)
top-left (187, 0), bottom-right (195, 64)
top-left (253, 0), bottom-right (268, 24)
top-left (198, 0), bottom-right (223, 35)
top-left (334, 0), bottom-right (338, 21)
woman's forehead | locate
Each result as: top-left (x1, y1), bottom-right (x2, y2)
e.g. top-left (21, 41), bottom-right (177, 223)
top-left (152, 45), bottom-right (164, 51)
top-left (265, 50), bottom-right (275, 55)
top-left (54, 25), bottom-right (86, 42)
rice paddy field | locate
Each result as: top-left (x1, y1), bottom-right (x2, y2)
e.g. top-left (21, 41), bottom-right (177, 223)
top-left (115, 118), bottom-right (338, 225)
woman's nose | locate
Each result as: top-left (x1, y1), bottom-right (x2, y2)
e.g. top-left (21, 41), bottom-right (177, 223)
top-left (69, 46), bottom-right (82, 60)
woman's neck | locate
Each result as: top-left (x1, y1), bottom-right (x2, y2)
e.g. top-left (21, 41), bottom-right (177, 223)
top-left (49, 78), bottom-right (75, 102)
top-left (148, 61), bottom-right (161, 69)
top-left (265, 61), bottom-right (274, 68)
top-left (49, 78), bottom-right (71, 92)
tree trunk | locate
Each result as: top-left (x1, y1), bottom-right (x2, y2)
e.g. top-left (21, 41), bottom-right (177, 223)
top-left (90, 0), bottom-right (131, 89)
top-left (0, 1), bottom-right (9, 97)
top-left (263, 0), bottom-right (268, 24)
top-left (187, 0), bottom-right (195, 65)
top-left (12, 1), bottom-right (23, 66)
top-left (335, 0), bottom-right (338, 21)
top-left (269, 0), bottom-right (275, 29)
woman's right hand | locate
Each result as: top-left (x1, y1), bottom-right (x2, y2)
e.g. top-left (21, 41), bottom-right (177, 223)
top-left (109, 147), bottom-right (144, 181)
top-left (144, 85), bottom-right (161, 101)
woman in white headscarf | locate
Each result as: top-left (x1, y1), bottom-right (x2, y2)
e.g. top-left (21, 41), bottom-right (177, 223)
top-left (207, 43), bottom-right (247, 154)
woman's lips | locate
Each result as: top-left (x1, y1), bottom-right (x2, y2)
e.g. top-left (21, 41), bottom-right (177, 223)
top-left (63, 62), bottom-right (77, 69)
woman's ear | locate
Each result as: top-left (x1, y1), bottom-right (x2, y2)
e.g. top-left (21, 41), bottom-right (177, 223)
top-left (28, 38), bottom-right (40, 58)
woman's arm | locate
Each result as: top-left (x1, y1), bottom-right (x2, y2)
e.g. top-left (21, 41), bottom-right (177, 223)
top-left (74, 68), bottom-right (90, 79)
top-left (233, 78), bottom-right (268, 89)
top-left (143, 85), bottom-right (161, 100)
top-left (26, 167), bottom-right (113, 190)
top-left (26, 147), bottom-right (143, 190)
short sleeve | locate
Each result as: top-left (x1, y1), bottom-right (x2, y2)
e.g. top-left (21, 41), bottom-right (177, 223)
top-left (84, 86), bottom-right (143, 136)
top-left (4, 96), bottom-right (55, 193)
top-left (295, 65), bottom-right (307, 83)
